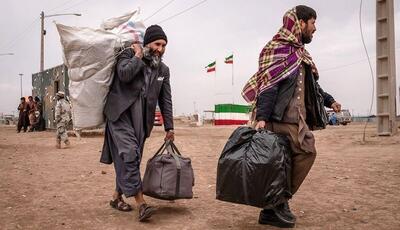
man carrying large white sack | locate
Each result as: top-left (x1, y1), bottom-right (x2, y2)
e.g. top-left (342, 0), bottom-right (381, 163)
top-left (100, 25), bottom-right (175, 222)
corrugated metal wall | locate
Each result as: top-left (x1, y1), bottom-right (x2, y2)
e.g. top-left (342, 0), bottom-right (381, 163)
top-left (32, 65), bottom-right (69, 129)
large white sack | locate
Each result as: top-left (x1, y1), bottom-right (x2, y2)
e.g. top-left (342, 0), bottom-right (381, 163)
top-left (56, 10), bottom-right (145, 129)
top-left (56, 10), bottom-right (144, 82)
top-left (56, 23), bottom-right (118, 82)
top-left (107, 10), bottom-right (146, 47)
top-left (68, 62), bottom-right (114, 129)
top-left (101, 10), bottom-right (137, 30)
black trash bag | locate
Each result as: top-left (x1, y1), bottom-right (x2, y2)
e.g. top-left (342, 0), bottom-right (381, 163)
top-left (216, 126), bottom-right (292, 208)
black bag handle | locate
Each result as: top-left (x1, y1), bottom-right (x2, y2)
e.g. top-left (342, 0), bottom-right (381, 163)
top-left (149, 141), bottom-right (168, 160)
top-left (149, 140), bottom-right (182, 160)
top-left (166, 141), bottom-right (182, 156)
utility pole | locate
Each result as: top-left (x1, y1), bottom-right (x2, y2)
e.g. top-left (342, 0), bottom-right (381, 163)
top-left (40, 11), bottom-right (81, 72)
top-left (376, 0), bottom-right (397, 135)
top-left (40, 11), bottom-right (45, 72)
top-left (18, 73), bottom-right (23, 97)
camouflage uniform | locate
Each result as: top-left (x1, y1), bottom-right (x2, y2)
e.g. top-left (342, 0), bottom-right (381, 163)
top-left (55, 97), bottom-right (71, 144)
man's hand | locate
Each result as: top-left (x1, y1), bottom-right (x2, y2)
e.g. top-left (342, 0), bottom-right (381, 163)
top-left (331, 101), bottom-right (342, 113)
top-left (255, 120), bottom-right (266, 130)
top-left (130, 43), bottom-right (143, 59)
top-left (164, 130), bottom-right (175, 141)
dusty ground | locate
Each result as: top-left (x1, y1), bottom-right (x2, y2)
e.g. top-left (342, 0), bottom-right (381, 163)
top-left (0, 123), bottom-right (399, 230)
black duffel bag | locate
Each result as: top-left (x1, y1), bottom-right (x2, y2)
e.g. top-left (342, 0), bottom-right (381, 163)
top-left (143, 141), bottom-right (194, 200)
top-left (216, 126), bottom-right (292, 208)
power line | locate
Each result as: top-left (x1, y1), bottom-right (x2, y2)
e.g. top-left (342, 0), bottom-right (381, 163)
top-left (0, 18), bottom-right (40, 51)
top-left (55, 0), bottom-right (91, 14)
top-left (359, 0), bottom-right (375, 143)
top-left (319, 48), bottom-right (400, 73)
top-left (144, 0), bottom-right (177, 22)
top-left (47, 0), bottom-right (78, 14)
top-left (157, 0), bottom-right (208, 24)
top-left (320, 58), bottom-right (368, 73)
top-left (0, 0), bottom-right (87, 52)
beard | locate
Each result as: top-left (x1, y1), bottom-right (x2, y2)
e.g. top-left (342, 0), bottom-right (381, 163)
top-left (301, 32), bottom-right (312, 44)
top-left (143, 46), bottom-right (163, 68)
top-left (301, 24), bottom-right (313, 44)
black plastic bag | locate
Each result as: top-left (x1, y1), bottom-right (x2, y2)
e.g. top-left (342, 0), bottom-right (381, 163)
top-left (216, 126), bottom-right (292, 208)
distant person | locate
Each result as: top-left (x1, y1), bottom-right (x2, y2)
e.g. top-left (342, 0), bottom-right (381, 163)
top-left (27, 96), bottom-right (35, 111)
top-left (34, 96), bottom-right (45, 131)
top-left (17, 97), bottom-right (29, 133)
top-left (27, 96), bottom-right (36, 132)
top-left (54, 92), bottom-right (71, 149)
top-left (100, 25), bottom-right (174, 222)
top-left (329, 112), bottom-right (338, 125)
top-left (242, 5), bottom-right (342, 228)
top-left (31, 96), bottom-right (44, 131)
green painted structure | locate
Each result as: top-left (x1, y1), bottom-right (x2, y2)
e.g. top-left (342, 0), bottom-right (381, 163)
top-left (32, 65), bottom-right (69, 129)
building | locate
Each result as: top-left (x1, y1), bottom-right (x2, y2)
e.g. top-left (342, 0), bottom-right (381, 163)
top-left (32, 65), bottom-right (69, 129)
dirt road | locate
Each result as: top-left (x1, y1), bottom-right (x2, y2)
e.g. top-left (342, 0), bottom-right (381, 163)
top-left (0, 123), bottom-right (399, 229)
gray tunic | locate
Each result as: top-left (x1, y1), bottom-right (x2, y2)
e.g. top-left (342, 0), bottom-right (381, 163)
top-left (102, 67), bottom-right (151, 197)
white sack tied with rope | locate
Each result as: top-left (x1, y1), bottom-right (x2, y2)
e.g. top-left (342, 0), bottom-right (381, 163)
top-left (55, 10), bottom-right (146, 129)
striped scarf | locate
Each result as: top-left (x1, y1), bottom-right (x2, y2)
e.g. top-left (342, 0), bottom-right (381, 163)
top-left (241, 8), bottom-right (318, 104)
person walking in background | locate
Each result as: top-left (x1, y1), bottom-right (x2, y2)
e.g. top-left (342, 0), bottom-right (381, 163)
top-left (54, 91), bottom-right (71, 149)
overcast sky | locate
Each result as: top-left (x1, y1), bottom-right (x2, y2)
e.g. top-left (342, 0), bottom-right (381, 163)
top-left (0, 0), bottom-right (399, 117)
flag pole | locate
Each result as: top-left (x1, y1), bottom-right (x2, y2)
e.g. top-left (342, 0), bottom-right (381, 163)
top-left (214, 60), bottom-right (217, 107)
top-left (231, 53), bottom-right (234, 104)
top-left (213, 64), bottom-right (216, 126)
top-left (231, 53), bottom-right (234, 86)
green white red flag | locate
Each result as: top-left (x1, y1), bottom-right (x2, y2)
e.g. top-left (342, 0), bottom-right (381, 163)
top-left (205, 61), bottom-right (216, 72)
top-left (224, 54), bottom-right (233, 64)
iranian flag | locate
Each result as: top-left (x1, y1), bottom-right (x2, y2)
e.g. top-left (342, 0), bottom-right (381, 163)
top-left (224, 54), bottom-right (233, 64)
top-left (214, 104), bottom-right (251, 125)
top-left (205, 61), bottom-right (216, 72)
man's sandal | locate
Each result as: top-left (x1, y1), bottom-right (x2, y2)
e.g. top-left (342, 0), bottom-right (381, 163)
top-left (109, 197), bottom-right (133, 212)
top-left (139, 203), bottom-right (155, 222)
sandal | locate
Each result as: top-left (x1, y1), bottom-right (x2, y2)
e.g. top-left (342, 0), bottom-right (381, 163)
top-left (109, 197), bottom-right (133, 212)
top-left (139, 203), bottom-right (155, 222)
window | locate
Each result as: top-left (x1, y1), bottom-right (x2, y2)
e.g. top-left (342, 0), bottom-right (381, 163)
top-left (54, 81), bottom-right (59, 95)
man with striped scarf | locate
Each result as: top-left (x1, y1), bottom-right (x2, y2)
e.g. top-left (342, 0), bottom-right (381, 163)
top-left (242, 5), bottom-right (341, 228)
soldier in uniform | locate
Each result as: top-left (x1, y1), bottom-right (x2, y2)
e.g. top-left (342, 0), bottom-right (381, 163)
top-left (54, 91), bottom-right (71, 149)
